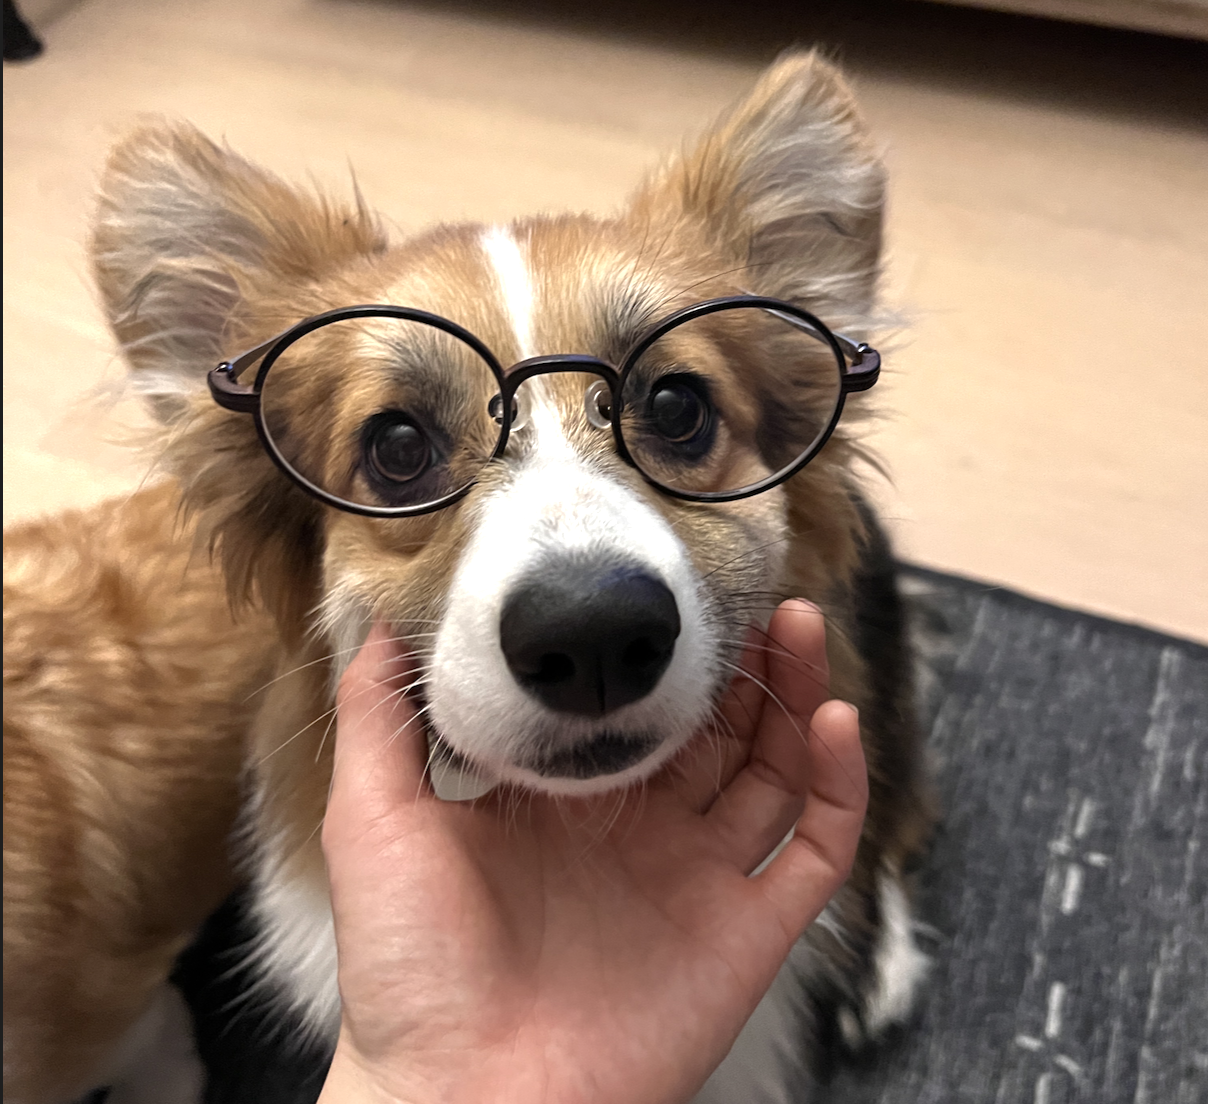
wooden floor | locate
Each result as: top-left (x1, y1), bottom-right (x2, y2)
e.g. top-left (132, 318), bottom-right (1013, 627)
top-left (5, 0), bottom-right (1207, 640)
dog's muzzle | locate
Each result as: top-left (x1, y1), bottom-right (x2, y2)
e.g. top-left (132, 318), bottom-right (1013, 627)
top-left (498, 557), bottom-right (680, 778)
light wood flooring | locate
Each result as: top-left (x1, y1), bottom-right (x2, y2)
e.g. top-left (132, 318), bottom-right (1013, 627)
top-left (5, 0), bottom-right (1206, 639)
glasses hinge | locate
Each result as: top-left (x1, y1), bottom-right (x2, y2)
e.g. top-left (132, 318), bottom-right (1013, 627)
top-left (842, 344), bottom-right (881, 392)
top-left (207, 364), bottom-right (260, 413)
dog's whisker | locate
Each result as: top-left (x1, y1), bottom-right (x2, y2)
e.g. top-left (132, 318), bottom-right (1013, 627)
top-left (256, 668), bottom-right (423, 763)
top-left (716, 658), bottom-right (807, 746)
top-left (245, 634), bottom-right (420, 701)
top-left (717, 599), bottom-right (859, 655)
top-left (302, 812), bottom-right (326, 847)
top-left (716, 658), bottom-right (861, 790)
top-left (385, 699), bottom-right (435, 752)
top-left (361, 676), bottom-right (428, 728)
top-left (256, 707), bottom-right (339, 764)
top-left (700, 535), bottom-right (792, 581)
top-left (720, 644), bottom-right (830, 693)
top-left (618, 210), bottom-right (687, 318)
top-left (393, 707), bottom-right (444, 803)
top-left (642, 260), bottom-right (773, 316)
top-left (716, 636), bottom-right (800, 661)
top-left (715, 636), bottom-right (829, 677)
top-left (313, 708), bottom-right (339, 764)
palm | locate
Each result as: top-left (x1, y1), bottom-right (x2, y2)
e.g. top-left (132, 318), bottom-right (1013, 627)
top-left (322, 602), bottom-right (866, 1104)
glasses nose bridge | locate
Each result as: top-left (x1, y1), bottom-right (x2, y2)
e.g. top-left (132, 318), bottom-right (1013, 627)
top-left (502, 353), bottom-right (620, 397)
top-left (492, 353), bottom-right (622, 452)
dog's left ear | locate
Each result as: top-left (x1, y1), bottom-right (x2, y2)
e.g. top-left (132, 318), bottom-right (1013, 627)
top-left (629, 51), bottom-right (885, 322)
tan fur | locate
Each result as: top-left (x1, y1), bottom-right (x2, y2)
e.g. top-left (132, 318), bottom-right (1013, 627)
top-left (4, 51), bottom-right (934, 1100)
top-left (3, 482), bottom-right (280, 1102)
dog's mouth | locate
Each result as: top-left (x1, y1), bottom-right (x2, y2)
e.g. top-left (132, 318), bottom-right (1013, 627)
top-left (525, 730), bottom-right (660, 780)
top-left (427, 727), bottom-right (662, 794)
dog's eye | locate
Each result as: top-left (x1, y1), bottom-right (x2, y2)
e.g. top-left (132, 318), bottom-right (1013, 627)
top-left (365, 415), bottom-right (433, 483)
top-left (648, 377), bottom-right (711, 444)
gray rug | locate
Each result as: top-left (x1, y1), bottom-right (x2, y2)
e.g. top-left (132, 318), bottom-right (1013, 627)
top-left (821, 568), bottom-right (1208, 1104)
top-left (171, 567), bottom-right (1208, 1104)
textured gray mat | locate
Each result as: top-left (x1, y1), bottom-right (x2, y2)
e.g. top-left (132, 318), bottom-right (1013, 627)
top-left (171, 567), bottom-right (1208, 1104)
top-left (822, 568), bottom-right (1208, 1104)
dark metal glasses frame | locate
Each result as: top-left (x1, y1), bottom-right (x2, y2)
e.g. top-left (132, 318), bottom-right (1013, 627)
top-left (207, 294), bottom-right (881, 518)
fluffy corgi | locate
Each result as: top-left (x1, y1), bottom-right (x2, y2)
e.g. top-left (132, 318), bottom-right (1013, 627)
top-left (3, 51), bottom-right (933, 1104)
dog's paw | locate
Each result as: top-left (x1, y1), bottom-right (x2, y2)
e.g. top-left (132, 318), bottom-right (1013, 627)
top-left (838, 871), bottom-right (930, 1051)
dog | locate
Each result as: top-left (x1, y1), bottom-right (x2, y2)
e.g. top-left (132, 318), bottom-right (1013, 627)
top-left (3, 51), bottom-right (934, 1104)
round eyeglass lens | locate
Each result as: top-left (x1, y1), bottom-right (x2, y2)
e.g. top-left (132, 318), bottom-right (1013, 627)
top-left (618, 304), bottom-right (845, 498)
top-left (257, 314), bottom-right (504, 512)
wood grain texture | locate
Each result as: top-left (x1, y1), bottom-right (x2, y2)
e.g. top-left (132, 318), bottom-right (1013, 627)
top-left (5, 0), bottom-right (1207, 641)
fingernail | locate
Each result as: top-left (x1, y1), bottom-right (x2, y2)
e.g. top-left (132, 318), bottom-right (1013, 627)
top-left (791, 598), bottom-right (822, 613)
top-left (842, 701), bottom-right (859, 719)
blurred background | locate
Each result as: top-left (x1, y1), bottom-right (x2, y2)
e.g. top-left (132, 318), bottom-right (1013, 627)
top-left (4, 0), bottom-right (1207, 641)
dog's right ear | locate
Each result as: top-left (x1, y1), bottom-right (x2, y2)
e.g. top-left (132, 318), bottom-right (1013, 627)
top-left (91, 123), bottom-right (387, 636)
top-left (92, 121), bottom-right (386, 422)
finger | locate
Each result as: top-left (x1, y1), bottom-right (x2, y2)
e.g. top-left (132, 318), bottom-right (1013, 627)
top-left (703, 599), bottom-right (833, 868)
top-left (754, 698), bottom-right (868, 938)
top-left (763, 598), bottom-right (832, 731)
top-left (327, 621), bottom-right (429, 824)
top-left (660, 625), bottom-right (769, 812)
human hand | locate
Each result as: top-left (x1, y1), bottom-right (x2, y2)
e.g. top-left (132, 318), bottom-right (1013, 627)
top-left (318, 599), bottom-right (867, 1104)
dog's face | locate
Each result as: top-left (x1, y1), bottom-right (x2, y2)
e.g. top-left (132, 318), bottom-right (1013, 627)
top-left (91, 53), bottom-right (884, 794)
top-left (310, 218), bottom-right (801, 793)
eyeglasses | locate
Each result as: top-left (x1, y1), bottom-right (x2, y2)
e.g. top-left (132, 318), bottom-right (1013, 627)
top-left (207, 294), bottom-right (880, 518)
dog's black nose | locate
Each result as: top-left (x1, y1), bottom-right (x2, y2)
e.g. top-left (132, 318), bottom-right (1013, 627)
top-left (500, 561), bottom-right (681, 716)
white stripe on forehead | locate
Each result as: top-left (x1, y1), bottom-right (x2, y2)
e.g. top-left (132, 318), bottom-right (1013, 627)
top-left (480, 224), bottom-right (573, 456)
top-left (480, 226), bottom-right (536, 360)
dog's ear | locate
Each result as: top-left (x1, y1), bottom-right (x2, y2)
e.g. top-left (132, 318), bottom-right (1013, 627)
top-left (629, 51), bottom-right (884, 324)
top-left (91, 123), bottom-right (387, 636)
top-left (92, 121), bottom-right (386, 421)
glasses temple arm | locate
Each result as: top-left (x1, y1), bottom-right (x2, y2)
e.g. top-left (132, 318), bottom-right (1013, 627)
top-left (227, 334), bottom-right (286, 379)
top-left (208, 328), bottom-right (297, 413)
top-left (760, 306), bottom-right (881, 392)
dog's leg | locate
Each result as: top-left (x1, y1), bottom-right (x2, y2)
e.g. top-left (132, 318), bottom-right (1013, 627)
top-left (697, 498), bottom-right (934, 1099)
top-left (99, 984), bottom-right (204, 1104)
top-left (691, 871), bottom-right (929, 1103)
top-left (838, 868), bottom-right (930, 1048)
top-left (839, 496), bottom-right (935, 1046)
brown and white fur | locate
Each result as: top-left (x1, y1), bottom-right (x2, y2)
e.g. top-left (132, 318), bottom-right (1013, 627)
top-left (3, 52), bottom-right (933, 1104)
